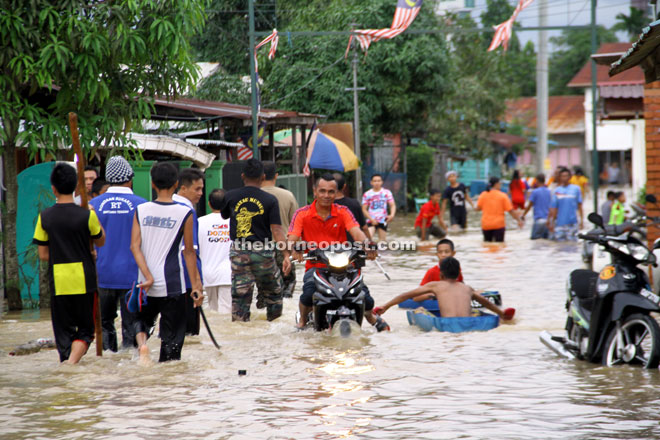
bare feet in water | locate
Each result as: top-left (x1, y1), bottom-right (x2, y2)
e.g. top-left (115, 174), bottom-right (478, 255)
top-left (138, 344), bottom-right (152, 366)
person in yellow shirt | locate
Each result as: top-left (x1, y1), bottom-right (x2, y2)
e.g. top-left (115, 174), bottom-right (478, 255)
top-left (569, 167), bottom-right (589, 198)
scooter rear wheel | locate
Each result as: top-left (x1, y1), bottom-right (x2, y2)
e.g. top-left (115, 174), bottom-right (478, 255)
top-left (602, 313), bottom-right (660, 369)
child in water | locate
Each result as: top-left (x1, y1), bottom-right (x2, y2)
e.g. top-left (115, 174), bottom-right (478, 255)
top-left (374, 257), bottom-right (515, 320)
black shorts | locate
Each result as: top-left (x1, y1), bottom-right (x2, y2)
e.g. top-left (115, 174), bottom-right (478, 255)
top-left (135, 295), bottom-right (187, 362)
top-left (372, 222), bottom-right (388, 231)
top-left (450, 209), bottom-right (467, 228)
top-left (301, 269), bottom-right (374, 311)
top-left (482, 228), bottom-right (505, 242)
top-left (51, 292), bottom-right (96, 362)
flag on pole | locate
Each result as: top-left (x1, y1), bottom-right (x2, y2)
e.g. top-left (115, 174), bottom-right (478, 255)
top-left (346, 0), bottom-right (423, 56)
top-left (487, 0), bottom-right (534, 52)
top-left (237, 145), bottom-right (254, 160)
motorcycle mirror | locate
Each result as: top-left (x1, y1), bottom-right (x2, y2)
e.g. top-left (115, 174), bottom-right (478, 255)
top-left (588, 212), bottom-right (604, 227)
top-left (646, 194), bottom-right (657, 204)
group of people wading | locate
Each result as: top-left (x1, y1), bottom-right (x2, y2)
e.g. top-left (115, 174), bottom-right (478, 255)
top-left (34, 158), bottom-right (404, 364)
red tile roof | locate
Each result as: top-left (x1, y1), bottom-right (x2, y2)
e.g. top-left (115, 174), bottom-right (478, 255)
top-left (505, 95), bottom-right (585, 134)
top-left (568, 43), bottom-right (644, 87)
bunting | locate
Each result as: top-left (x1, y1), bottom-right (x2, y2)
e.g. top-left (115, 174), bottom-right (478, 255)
top-left (487, 0), bottom-right (534, 52)
top-left (346, 0), bottom-right (423, 56)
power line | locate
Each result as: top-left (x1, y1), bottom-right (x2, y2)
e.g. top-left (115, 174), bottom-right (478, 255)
top-left (263, 54), bottom-right (346, 107)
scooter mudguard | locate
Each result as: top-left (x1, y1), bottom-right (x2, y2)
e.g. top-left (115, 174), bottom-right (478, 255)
top-left (610, 291), bottom-right (660, 321)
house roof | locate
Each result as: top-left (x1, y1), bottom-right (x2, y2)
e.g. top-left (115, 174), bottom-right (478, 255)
top-left (609, 19), bottom-right (660, 83)
top-left (151, 97), bottom-right (320, 126)
top-left (568, 43), bottom-right (645, 88)
top-left (505, 95), bottom-right (585, 134)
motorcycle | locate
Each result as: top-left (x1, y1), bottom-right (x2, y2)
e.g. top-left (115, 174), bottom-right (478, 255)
top-left (541, 212), bottom-right (660, 368)
top-left (581, 194), bottom-right (658, 276)
top-left (297, 246), bottom-right (368, 337)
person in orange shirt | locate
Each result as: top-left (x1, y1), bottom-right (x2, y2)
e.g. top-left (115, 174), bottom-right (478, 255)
top-left (476, 177), bottom-right (523, 242)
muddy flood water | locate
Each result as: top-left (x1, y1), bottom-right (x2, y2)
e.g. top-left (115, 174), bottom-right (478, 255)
top-left (3, 207), bottom-right (660, 439)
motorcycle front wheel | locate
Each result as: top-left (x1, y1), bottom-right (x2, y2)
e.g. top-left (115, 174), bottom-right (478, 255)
top-left (602, 313), bottom-right (660, 369)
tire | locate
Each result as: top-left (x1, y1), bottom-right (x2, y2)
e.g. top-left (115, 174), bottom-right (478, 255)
top-left (602, 313), bottom-right (660, 369)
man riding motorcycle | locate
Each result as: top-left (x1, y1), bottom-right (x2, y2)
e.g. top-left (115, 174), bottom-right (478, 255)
top-left (288, 173), bottom-right (389, 331)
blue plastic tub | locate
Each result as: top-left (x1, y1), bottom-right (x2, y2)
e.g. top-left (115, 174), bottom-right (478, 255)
top-left (406, 310), bottom-right (500, 333)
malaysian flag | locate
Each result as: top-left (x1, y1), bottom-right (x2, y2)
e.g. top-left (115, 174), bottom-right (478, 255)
top-left (487, 0), bottom-right (534, 52)
top-left (237, 145), bottom-right (254, 160)
top-left (346, 0), bottom-right (423, 56)
top-left (254, 29), bottom-right (279, 75)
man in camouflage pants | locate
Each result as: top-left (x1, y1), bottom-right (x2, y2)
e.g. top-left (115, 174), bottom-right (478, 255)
top-left (231, 247), bottom-right (284, 321)
top-left (221, 159), bottom-right (291, 322)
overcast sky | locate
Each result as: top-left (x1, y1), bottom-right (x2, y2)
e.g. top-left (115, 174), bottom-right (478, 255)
top-left (467, 0), bottom-right (643, 51)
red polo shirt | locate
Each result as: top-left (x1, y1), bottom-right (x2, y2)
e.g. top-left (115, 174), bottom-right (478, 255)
top-left (289, 200), bottom-right (359, 270)
top-left (420, 265), bottom-right (464, 284)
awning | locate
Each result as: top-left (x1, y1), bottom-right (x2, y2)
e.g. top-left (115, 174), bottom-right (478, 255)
top-left (609, 19), bottom-right (660, 83)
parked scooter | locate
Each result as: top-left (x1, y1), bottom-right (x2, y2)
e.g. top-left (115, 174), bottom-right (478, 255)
top-left (582, 194), bottom-right (657, 274)
top-left (296, 246), bottom-right (368, 337)
top-left (541, 212), bottom-right (660, 368)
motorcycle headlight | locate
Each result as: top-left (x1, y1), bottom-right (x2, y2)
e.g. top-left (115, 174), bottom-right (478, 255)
top-left (327, 252), bottom-right (350, 269)
top-left (627, 243), bottom-right (652, 262)
top-left (609, 241), bottom-right (628, 254)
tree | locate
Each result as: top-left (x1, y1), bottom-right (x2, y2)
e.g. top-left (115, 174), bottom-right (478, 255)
top-left (428, 13), bottom-right (519, 158)
top-left (612, 7), bottom-right (651, 42)
top-left (549, 26), bottom-right (618, 96)
top-left (1, 0), bottom-right (207, 309)
top-left (194, 0), bottom-right (452, 146)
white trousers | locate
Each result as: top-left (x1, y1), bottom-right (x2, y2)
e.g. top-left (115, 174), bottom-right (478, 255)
top-left (205, 285), bottom-right (232, 314)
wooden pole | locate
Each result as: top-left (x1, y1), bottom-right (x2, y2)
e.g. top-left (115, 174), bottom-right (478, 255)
top-left (68, 112), bottom-right (102, 357)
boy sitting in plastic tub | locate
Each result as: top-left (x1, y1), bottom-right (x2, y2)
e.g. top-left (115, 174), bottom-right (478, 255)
top-left (374, 257), bottom-right (515, 321)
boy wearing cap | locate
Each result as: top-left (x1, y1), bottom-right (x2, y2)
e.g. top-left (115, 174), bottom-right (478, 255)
top-left (441, 171), bottom-right (474, 231)
top-left (89, 156), bottom-right (147, 352)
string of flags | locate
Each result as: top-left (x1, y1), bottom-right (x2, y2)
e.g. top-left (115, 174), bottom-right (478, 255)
top-left (346, 0), bottom-right (423, 57)
top-left (487, 0), bottom-right (533, 52)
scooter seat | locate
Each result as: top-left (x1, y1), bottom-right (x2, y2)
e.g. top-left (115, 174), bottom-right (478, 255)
top-left (569, 269), bottom-right (598, 300)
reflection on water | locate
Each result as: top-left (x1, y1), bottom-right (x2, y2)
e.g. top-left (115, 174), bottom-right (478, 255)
top-left (3, 212), bottom-right (660, 439)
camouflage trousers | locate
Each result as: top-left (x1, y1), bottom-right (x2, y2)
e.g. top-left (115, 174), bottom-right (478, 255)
top-left (230, 247), bottom-right (283, 322)
top-left (274, 247), bottom-right (296, 297)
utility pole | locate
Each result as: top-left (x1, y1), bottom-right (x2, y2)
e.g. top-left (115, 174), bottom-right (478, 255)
top-left (248, 0), bottom-right (260, 159)
top-left (536, 0), bottom-right (549, 175)
top-left (591, 0), bottom-right (599, 213)
top-left (345, 29), bottom-right (366, 197)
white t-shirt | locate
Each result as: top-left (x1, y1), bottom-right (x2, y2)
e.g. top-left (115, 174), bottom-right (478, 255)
top-left (197, 212), bottom-right (231, 286)
top-left (136, 201), bottom-right (192, 297)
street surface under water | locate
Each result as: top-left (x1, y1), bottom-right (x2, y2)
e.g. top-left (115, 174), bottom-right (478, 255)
top-left (3, 198), bottom-right (660, 439)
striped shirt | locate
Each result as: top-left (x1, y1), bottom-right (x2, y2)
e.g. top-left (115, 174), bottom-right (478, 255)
top-left (135, 201), bottom-right (192, 297)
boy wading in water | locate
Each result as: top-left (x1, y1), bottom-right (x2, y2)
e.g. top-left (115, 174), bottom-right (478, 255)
top-left (33, 163), bottom-right (106, 364)
top-left (130, 162), bottom-right (203, 363)
top-left (374, 257), bottom-right (514, 321)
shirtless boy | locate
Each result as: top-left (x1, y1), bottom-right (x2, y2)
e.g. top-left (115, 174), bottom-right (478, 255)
top-left (374, 257), bottom-right (514, 320)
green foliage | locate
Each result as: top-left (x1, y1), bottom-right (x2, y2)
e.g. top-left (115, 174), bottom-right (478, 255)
top-left (428, 14), bottom-right (517, 159)
top-left (191, 0), bottom-right (529, 161)
top-left (406, 143), bottom-right (434, 197)
top-left (0, 0), bottom-right (208, 155)
top-left (196, 73), bottom-right (251, 105)
top-left (549, 26), bottom-right (618, 96)
top-left (612, 7), bottom-right (652, 42)
top-left (192, 0), bottom-right (278, 72)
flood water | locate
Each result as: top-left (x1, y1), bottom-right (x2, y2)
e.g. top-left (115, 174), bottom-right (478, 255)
top-left (3, 200), bottom-right (660, 439)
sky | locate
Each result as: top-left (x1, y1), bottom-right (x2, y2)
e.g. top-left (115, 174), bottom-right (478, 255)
top-left (465, 0), bottom-right (643, 51)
